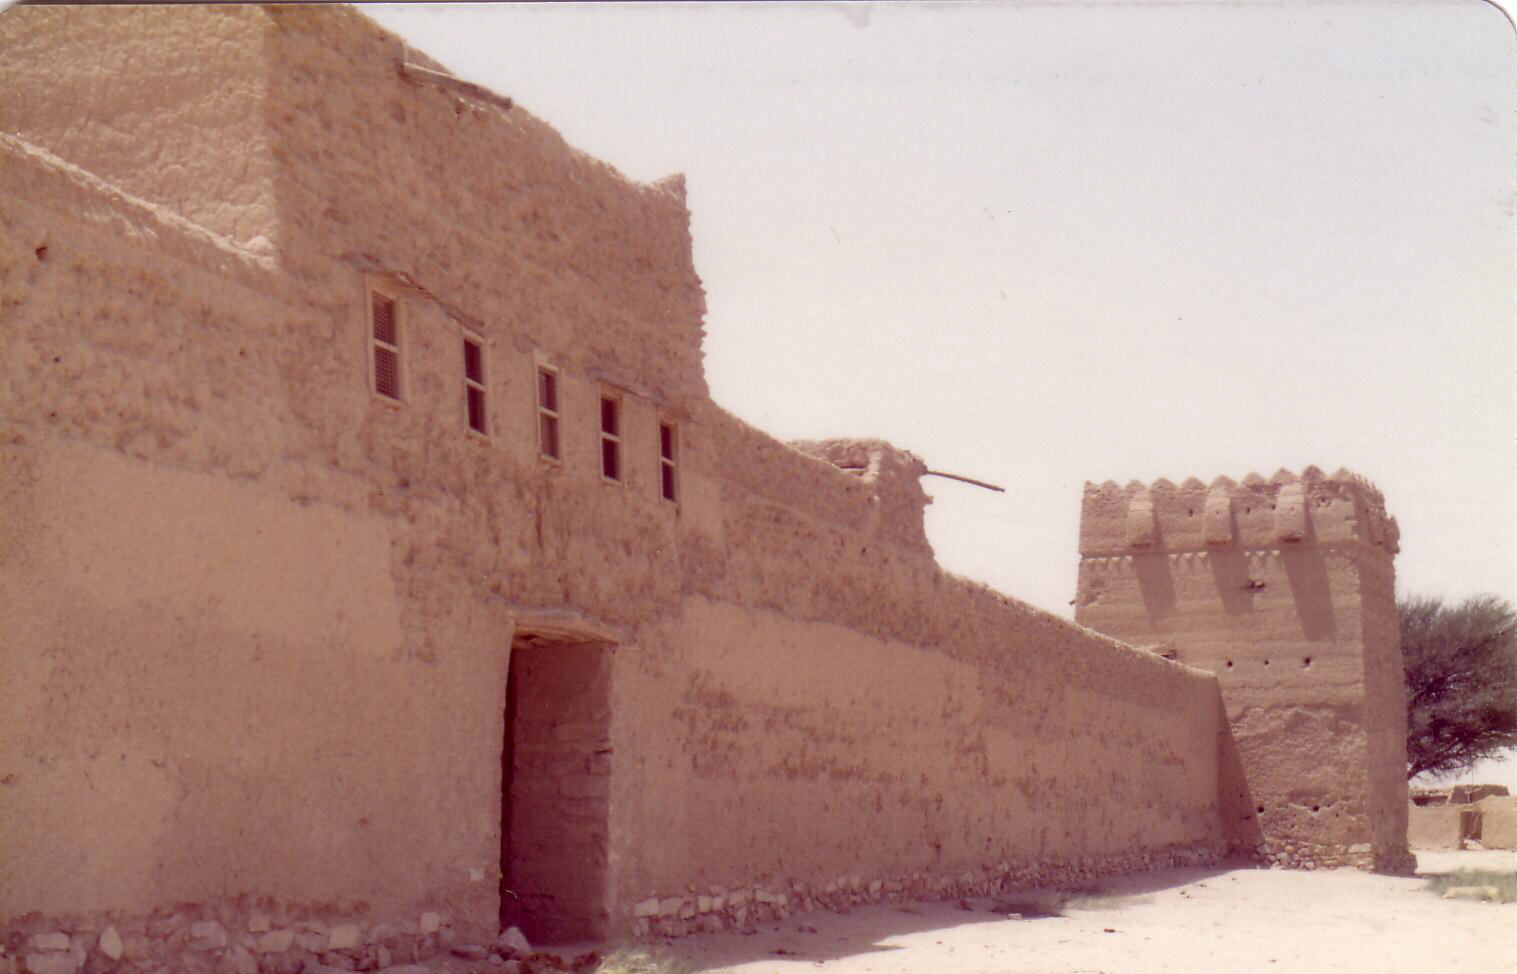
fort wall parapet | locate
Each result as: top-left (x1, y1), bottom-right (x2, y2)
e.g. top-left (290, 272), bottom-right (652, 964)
top-left (1079, 468), bottom-right (1399, 557)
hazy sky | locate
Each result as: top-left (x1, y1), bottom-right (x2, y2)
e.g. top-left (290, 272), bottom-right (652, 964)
top-left (361, 0), bottom-right (1515, 628)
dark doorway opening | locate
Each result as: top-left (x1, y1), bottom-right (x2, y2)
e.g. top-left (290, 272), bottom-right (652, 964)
top-left (501, 635), bottom-right (612, 943)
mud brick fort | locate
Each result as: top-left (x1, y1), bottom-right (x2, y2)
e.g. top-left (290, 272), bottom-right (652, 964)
top-left (1, 4), bottom-right (1411, 967)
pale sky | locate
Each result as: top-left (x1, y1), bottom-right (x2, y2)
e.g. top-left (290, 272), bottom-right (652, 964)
top-left (361, 0), bottom-right (1515, 626)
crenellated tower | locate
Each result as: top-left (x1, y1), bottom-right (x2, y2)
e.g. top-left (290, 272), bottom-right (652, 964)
top-left (1075, 467), bottom-right (1412, 872)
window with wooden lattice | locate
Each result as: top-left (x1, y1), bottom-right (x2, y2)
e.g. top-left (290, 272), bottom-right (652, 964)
top-left (370, 291), bottom-right (401, 400)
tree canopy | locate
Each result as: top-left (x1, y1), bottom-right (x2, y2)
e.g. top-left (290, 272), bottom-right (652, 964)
top-left (1402, 593), bottom-right (1517, 780)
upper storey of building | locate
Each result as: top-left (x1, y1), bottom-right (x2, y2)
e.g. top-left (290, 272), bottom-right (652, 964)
top-left (1079, 468), bottom-right (1400, 557)
top-left (0, 4), bottom-right (709, 406)
top-left (2, 3), bottom-right (950, 577)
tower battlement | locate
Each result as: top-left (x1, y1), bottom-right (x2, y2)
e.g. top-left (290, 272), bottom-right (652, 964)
top-left (1079, 467), bottom-right (1399, 557)
top-left (1075, 464), bottom-right (1411, 874)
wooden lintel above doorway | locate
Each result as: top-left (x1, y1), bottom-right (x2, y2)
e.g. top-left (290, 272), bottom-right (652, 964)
top-left (508, 607), bottom-right (623, 647)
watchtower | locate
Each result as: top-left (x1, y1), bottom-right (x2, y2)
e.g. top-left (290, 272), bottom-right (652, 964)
top-left (1075, 468), bottom-right (1412, 872)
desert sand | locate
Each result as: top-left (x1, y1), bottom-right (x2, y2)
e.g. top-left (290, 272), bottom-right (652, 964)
top-left (652, 852), bottom-right (1514, 974)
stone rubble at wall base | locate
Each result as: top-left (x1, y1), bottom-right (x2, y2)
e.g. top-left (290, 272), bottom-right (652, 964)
top-left (0, 906), bottom-right (586, 974)
top-left (1253, 839), bottom-right (1414, 875)
top-left (627, 841), bottom-right (1221, 939)
top-left (0, 843), bottom-right (1224, 971)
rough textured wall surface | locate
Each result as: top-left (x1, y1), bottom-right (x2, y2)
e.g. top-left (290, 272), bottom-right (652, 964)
top-left (787, 439), bottom-right (934, 554)
top-left (4, 2), bottom-right (1234, 953)
top-left (1075, 471), bottom-right (1412, 873)
top-left (608, 598), bottom-right (1224, 938)
top-left (0, 3), bottom-right (708, 407)
top-left (0, 6), bottom-right (278, 250)
top-left (257, 5), bottom-right (709, 409)
top-left (1, 152), bottom-right (512, 938)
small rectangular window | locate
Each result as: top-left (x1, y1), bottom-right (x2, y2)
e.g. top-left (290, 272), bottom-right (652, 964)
top-left (659, 421), bottom-right (678, 502)
top-left (463, 335), bottom-right (487, 435)
top-left (537, 366), bottom-right (560, 460)
top-left (600, 394), bottom-right (621, 481)
top-left (371, 292), bottom-right (401, 400)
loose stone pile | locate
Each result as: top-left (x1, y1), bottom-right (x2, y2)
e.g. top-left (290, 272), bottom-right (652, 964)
top-left (0, 908), bottom-right (596, 974)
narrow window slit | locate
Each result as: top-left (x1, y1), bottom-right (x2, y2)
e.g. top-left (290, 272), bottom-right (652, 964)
top-left (371, 292), bottom-right (401, 400)
top-left (600, 395), bottom-right (621, 482)
top-left (537, 367), bottom-right (560, 460)
top-left (659, 421), bottom-right (678, 502)
top-left (463, 335), bottom-right (487, 435)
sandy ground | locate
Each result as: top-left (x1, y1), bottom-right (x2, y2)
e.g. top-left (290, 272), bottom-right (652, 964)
top-left (642, 851), bottom-right (1515, 974)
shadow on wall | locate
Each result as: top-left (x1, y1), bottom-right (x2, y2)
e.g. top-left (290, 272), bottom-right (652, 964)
top-left (1134, 552), bottom-right (1176, 619)
top-left (1281, 549), bottom-right (1336, 641)
top-left (1217, 693), bottom-right (1264, 854)
top-left (1135, 544), bottom-right (1336, 640)
top-left (1207, 550), bottom-right (1254, 616)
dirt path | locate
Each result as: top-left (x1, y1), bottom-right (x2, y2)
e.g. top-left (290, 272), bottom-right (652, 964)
top-left (654, 852), bottom-right (1515, 974)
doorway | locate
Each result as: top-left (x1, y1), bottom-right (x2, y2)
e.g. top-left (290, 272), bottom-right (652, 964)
top-left (501, 633), bottom-right (613, 942)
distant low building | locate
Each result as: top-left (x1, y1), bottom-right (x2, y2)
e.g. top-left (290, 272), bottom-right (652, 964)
top-left (1408, 784), bottom-right (1513, 850)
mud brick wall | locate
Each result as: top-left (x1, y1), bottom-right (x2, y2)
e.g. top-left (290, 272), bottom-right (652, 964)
top-left (5, 3), bottom-right (1243, 947)
top-left (0, 148), bottom-right (513, 937)
top-left (606, 596), bottom-right (1227, 938)
top-left (0, 4), bottom-right (709, 410)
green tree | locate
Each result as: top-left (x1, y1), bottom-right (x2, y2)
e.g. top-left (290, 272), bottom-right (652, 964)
top-left (1402, 594), bottom-right (1517, 779)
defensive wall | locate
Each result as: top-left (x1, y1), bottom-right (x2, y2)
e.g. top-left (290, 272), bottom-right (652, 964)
top-left (1075, 473), bottom-right (1412, 872)
top-left (0, 5), bottom-right (1402, 969)
top-left (0, 127), bottom-right (1224, 950)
